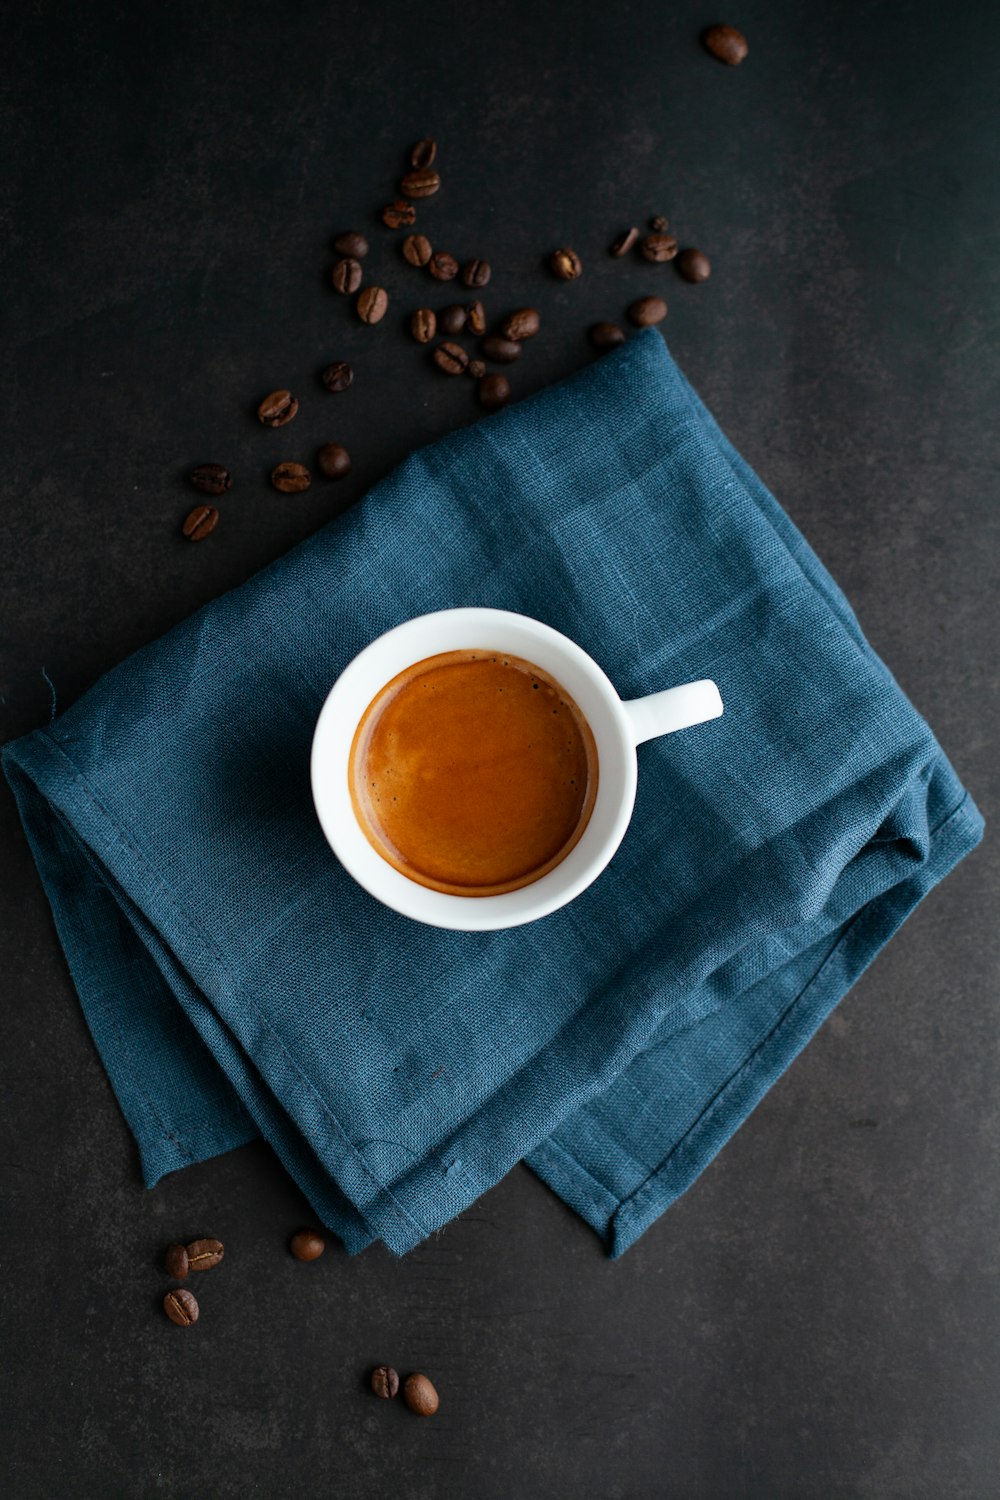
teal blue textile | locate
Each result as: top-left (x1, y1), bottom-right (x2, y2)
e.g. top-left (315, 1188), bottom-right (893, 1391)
top-left (3, 331), bottom-right (983, 1256)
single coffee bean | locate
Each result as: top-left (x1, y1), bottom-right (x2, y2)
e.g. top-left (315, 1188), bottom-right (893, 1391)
top-left (332, 257), bottom-right (363, 295)
top-left (500, 308), bottom-right (540, 342)
top-left (182, 504), bottom-right (219, 541)
top-left (371, 1365), bottom-right (400, 1399)
top-left (439, 304), bottom-right (467, 335)
top-left (411, 307), bottom-right (437, 343)
top-left (465, 299), bottom-right (487, 336)
top-left (478, 373), bottom-right (510, 411)
top-left (164, 1243), bottom-right (190, 1279)
top-left (163, 1288), bottom-right (199, 1327)
top-left (640, 233), bottom-right (678, 263)
top-left (403, 1372), bottom-right (439, 1417)
top-left (257, 389), bottom-right (298, 427)
top-left (402, 233), bottom-right (432, 266)
top-left (609, 226), bottom-right (639, 257)
top-left (321, 360), bottom-right (354, 393)
top-left (676, 247), bottom-right (712, 283)
top-left (703, 23), bottom-right (748, 65)
top-left (190, 463), bottom-right (231, 496)
top-left (550, 247), bottom-right (583, 280)
top-left (357, 286), bottom-right (389, 324)
top-left (589, 321), bottom-right (626, 351)
top-left (332, 230), bottom-right (369, 258)
top-left (400, 169), bottom-right (440, 199)
top-left (650, 215), bottom-right (669, 232)
top-left (467, 358), bottom-right (486, 379)
top-left (433, 341), bottom-right (469, 375)
top-left (428, 251), bottom-right (459, 281)
top-left (317, 443), bottom-right (351, 480)
top-left (382, 200), bottom-right (416, 229)
top-left (461, 258), bottom-right (491, 288)
top-left (289, 1227), bottom-right (326, 1261)
top-left (480, 334), bottom-right (521, 363)
top-left (186, 1237), bottom-right (224, 1272)
top-left (271, 462), bottom-right (311, 493)
top-left (410, 137), bottom-right (437, 170)
top-left (628, 294), bottom-right (668, 326)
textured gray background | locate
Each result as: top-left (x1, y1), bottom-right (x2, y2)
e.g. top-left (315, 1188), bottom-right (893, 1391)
top-left (1, 1), bottom-right (997, 1496)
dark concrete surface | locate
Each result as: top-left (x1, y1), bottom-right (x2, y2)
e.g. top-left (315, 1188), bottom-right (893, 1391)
top-left (1, 2), bottom-right (997, 1496)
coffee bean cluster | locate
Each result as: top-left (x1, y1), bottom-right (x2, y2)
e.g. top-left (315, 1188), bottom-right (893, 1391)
top-left (161, 1236), bottom-right (225, 1327)
top-left (370, 1365), bottom-right (440, 1417)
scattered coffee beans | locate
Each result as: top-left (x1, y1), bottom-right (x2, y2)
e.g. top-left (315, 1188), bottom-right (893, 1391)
top-left (317, 443), bottom-right (351, 480)
top-left (640, 233), bottom-right (678, 263)
top-left (428, 251), bottom-right (459, 281)
top-left (461, 258), bottom-right (491, 288)
top-left (467, 358), bottom-right (486, 379)
top-left (371, 1365), bottom-right (401, 1399)
top-left (433, 341), bottom-right (469, 375)
top-left (410, 138), bottom-right (437, 170)
top-left (589, 321), bottom-right (626, 351)
top-left (257, 390), bottom-right (298, 427)
top-left (411, 308), bottom-right (436, 343)
top-left (628, 295), bottom-right (668, 326)
top-left (357, 286), bottom-right (389, 324)
top-left (190, 464), bottom-right (231, 495)
top-left (650, 215), bottom-right (669, 232)
top-left (382, 201), bottom-right (416, 229)
top-left (321, 360), bottom-right (354, 393)
top-left (702, 23), bottom-right (748, 65)
top-left (289, 1228), bottom-right (326, 1261)
top-left (271, 462), bottom-right (311, 493)
top-left (439, 304), bottom-right (467, 335)
top-left (182, 504), bottom-right (219, 541)
top-left (676, 247), bottom-right (712, 282)
top-left (401, 169), bottom-right (440, 199)
top-left (163, 1288), bottom-right (199, 1327)
top-left (186, 1238), bottom-right (224, 1272)
top-left (500, 308), bottom-right (540, 341)
top-left (403, 1373), bottom-right (439, 1417)
top-left (164, 1243), bottom-right (190, 1278)
top-left (402, 233), bottom-right (432, 267)
top-left (466, 300), bottom-right (487, 336)
top-left (332, 230), bottom-right (369, 258)
top-left (481, 334), bottom-right (521, 363)
top-left (609, 226), bottom-right (639, 257)
top-left (550, 247), bottom-right (582, 280)
top-left (332, 257), bottom-right (363, 295)
top-left (478, 373), bottom-right (511, 410)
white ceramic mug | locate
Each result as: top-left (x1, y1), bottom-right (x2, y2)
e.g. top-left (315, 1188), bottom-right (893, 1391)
top-left (311, 608), bottom-right (723, 931)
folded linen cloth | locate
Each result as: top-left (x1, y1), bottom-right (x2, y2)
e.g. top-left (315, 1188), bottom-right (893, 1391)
top-left (4, 330), bottom-right (983, 1257)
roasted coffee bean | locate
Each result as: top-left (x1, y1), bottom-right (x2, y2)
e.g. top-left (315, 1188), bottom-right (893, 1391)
top-left (401, 169), bottom-right (440, 199)
top-left (182, 504), bottom-right (219, 541)
top-left (357, 286), bottom-right (389, 324)
top-left (257, 389), bottom-right (298, 427)
top-left (410, 137), bottom-right (437, 170)
top-left (703, 24), bottom-right (748, 65)
top-left (289, 1227), bottom-right (326, 1260)
top-left (676, 247), bottom-right (712, 282)
top-left (465, 299), bottom-right (487, 336)
top-left (609, 226), bottom-right (639, 257)
top-left (641, 233), bottom-right (678, 263)
top-left (500, 308), bottom-right (539, 342)
top-left (478, 373), bottom-right (510, 411)
top-left (433, 341), bottom-right (469, 375)
top-left (332, 257), bottom-right (363, 295)
top-left (428, 251), bottom-right (459, 281)
top-left (438, 304), bottom-right (467, 335)
top-left (402, 233), bottom-right (432, 266)
top-left (411, 307), bottom-right (437, 343)
top-left (628, 294), bottom-right (668, 326)
top-left (461, 258), bottom-right (491, 288)
top-left (271, 462), bottom-right (311, 493)
top-left (589, 321), bottom-right (626, 351)
top-left (382, 200), bottom-right (416, 229)
top-left (190, 464), bottom-right (231, 495)
top-left (403, 1373), bottom-right (439, 1417)
top-left (371, 1364), bottom-right (400, 1399)
top-left (480, 334), bottom-right (521, 363)
top-left (467, 358), bottom-right (486, 379)
top-left (332, 230), bottom-right (369, 258)
top-left (550, 247), bottom-right (583, 280)
top-left (317, 443), bottom-right (351, 480)
top-left (163, 1288), bottom-right (199, 1327)
top-left (321, 360), bottom-right (354, 393)
top-left (164, 1243), bottom-right (189, 1278)
top-left (186, 1237), bottom-right (224, 1272)
top-left (650, 215), bottom-right (670, 232)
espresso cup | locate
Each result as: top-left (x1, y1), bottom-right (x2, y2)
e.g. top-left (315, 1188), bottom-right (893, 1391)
top-left (311, 608), bottom-right (723, 930)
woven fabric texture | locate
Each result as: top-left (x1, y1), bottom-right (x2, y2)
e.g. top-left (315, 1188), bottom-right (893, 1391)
top-left (3, 330), bottom-right (983, 1256)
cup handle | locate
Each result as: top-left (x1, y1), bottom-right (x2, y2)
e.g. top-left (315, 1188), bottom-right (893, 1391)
top-left (621, 679), bottom-right (724, 746)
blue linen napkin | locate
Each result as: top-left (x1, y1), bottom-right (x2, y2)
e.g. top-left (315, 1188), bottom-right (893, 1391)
top-left (3, 330), bottom-right (983, 1257)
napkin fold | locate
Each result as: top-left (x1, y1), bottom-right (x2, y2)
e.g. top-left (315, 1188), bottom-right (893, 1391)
top-left (4, 331), bottom-right (982, 1256)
